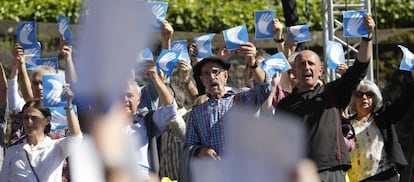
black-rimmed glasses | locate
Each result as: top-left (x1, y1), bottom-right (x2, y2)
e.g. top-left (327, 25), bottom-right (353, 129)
top-left (201, 69), bottom-right (224, 77)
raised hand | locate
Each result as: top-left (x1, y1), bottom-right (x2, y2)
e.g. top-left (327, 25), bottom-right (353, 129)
top-left (364, 13), bottom-right (375, 34)
top-left (227, 26), bottom-right (244, 44)
top-left (217, 45), bottom-right (235, 60)
top-left (272, 18), bottom-right (284, 39)
top-left (160, 20), bottom-right (174, 43)
top-left (19, 23), bottom-right (34, 45)
top-left (61, 83), bottom-right (74, 106)
top-left (189, 43), bottom-right (203, 63)
top-left (258, 13), bottom-right (273, 35)
top-left (239, 42), bottom-right (257, 66)
top-left (337, 64), bottom-right (348, 76)
top-left (12, 43), bottom-right (25, 62)
top-left (46, 79), bottom-right (64, 105)
top-left (178, 59), bottom-right (192, 82)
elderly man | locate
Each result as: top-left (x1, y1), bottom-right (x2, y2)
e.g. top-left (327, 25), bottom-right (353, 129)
top-left (184, 42), bottom-right (271, 159)
top-left (123, 60), bottom-right (177, 180)
top-left (276, 14), bottom-right (376, 182)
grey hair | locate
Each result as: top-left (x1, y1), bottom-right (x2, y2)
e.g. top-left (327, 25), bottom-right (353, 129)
top-left (127, 80), bottom-right (141, 97)
top-left (31, 65), bottom-right (56, 79)
top-left (347, 79), bottom-right (383, 115)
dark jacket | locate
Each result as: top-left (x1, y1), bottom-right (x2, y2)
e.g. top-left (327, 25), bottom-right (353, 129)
top-left (277, 60), bottom-right (369, 171)
top-left (371, 80), bottom-right (414, 169)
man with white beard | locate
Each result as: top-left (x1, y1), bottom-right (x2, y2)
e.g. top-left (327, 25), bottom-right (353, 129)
top-left (184, 42), bottom-right (271, 159)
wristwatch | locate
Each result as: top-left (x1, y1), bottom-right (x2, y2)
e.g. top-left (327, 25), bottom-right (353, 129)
top-left (274, 37), bottom-right (285, 43)
top-left (249, 61), bottom-right (258, 69)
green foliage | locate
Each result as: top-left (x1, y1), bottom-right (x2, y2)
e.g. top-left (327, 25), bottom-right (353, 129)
top-left (167, 0), bottom-right (278, 33)
top-left (0, 0), bottom-right (82, 23)
top-left (0, 0), bottom-right (413, 31)
top-left (375, 0), bottom-right (414, 29)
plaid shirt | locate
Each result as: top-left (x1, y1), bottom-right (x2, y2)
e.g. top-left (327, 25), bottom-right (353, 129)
top-left (184, 81), bottom-right (271, 156)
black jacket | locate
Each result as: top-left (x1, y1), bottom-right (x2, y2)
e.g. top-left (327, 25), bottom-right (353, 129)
top-left (370, 80), bottom-right (414, 169)
top-left (277, 60), bottom-right (369, 171)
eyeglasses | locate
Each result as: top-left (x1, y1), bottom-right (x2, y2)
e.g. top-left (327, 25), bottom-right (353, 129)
top-left (353, 90), bottom-right (375, 98)
top-left (201, 69), bottom-right (224, 77)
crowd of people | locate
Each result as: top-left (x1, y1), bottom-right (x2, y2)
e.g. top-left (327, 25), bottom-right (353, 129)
top-left (0, 7), bottom-right (413, 182)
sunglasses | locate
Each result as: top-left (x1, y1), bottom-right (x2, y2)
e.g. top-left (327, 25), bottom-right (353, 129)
top-left (353, 90), bottom-right (375, 98)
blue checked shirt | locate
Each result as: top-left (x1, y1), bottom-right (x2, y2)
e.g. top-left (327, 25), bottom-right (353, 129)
top-left (184, 79), bottom-right (271, 156)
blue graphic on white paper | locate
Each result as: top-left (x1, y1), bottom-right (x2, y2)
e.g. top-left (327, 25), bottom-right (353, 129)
top-left (156, 50), bottom-right (180, 76)
top-left (255, 11), bottom-right (275, 39)
top-left (171, 40), bottom-right (191, 63)
top-left (327, 41), bottom-right (345, 69)
top-left (343, 10), bottom-right (368, 37)
top-left (193, 33), bottom-right (215, 58)
top-left (398, 45), bottom-right (414, 71)
top-left (259, 53), bottom-right (291, 77)
top-left (17, 21), bottom-right (37, 49)
top-left (24, 42), bottom-right (42, 70)
top-left (147, 1), bottom-right (168, 31)
top-left (58, 15), bottom-right (73, 45)
top-left (36, 57), bottom-right (59, 72)
top-left (138, 48), bottom-right (154, 62)
top-left (288, 25), bottom-right (311, 43)
top-left (49, 106), bottom-right (78, 130)
top-left (43, 74), bottom-right (67, 107)
top-left (223, 24), bottom-right (249, 51)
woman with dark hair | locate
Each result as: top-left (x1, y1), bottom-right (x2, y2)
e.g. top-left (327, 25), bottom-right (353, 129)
top-left (346, 72), bottom-right (414, 182)
top-left (0, 85), bottom-right (82, 182)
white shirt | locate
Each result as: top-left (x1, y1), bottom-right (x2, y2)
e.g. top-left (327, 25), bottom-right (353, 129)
top-left (0, 135), bottom-right (82, 182)
top-left (348, 117), bottom-right (393, 181)
top-left (125, 101), bottom-right (177, 179)
top-left (7, 78), bottom-right (25, 113)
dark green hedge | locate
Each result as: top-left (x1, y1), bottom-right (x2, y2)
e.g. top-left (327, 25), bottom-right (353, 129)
top-left (1, 0), bottom-right (413, 32)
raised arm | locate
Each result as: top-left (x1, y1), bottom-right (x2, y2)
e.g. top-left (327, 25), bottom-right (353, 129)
top-left (160, 20), bottom-right (173, 50)
top-left (60, 36), bottom-right (77, 84)
top-left (177, 59), bottom-right (199, 103)
top-left (357, 13), bottom-right (375, 63)
top-left (273, 19), bottom-right (297, 59)
top-left (14, 44), bottom-right (33, 100)
top-left (146, 61), bottom-right (173, 106)
top-left (62, 84), bottom-right (81, 136)
top-left (240, 42), bottom-right (266, 83)
top-left (273, 18), bottom-right (285, 53)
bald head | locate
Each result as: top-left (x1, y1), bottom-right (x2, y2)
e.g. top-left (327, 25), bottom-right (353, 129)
top-left (293, 50), bottom-right (323, 92)
top-left (294, 50), bottom-right (321, 67)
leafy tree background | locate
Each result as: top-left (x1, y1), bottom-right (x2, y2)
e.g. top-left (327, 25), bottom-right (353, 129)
top-left (0, 1), bottom-right (414, 180)
top-left (1, 0), bottom-right (413, 31)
